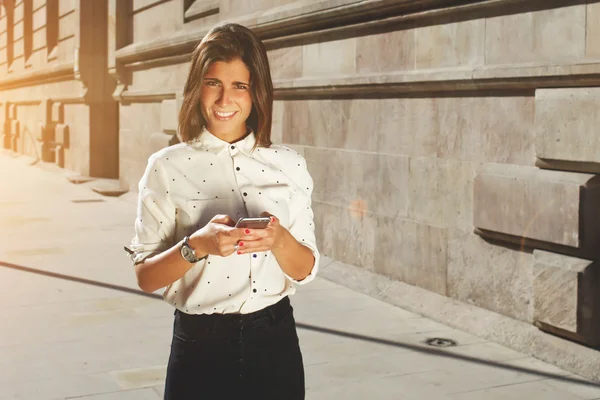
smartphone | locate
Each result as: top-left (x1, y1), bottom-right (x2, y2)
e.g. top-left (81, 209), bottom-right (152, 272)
top-left (235, 217), bottom-right (271, 229)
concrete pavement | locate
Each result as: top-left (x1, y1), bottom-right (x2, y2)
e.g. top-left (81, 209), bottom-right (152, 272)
top-left (1, 150), bottom-right (600, 400)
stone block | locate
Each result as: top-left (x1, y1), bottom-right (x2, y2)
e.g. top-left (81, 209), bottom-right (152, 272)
top-left (36, 140), bottom-right (55, 163)
top-left (270, 100), bottom-right (284, 144)
top-left (473, 164), bottom-right (600, 253)
top-left (55, 124), bottom-right (70, 148)
top-left (535, 88), bottom-right (600, 164)
top-left (587, 3), bottom-right (600, 57)
top-left (313, 201), bottom-right (377, 273)
top-left (11, 134), bottom-right (18, 152)
top-left (10, 120), bottom-right (20, 136)
top-left (220, 0), bottom-right (296, 18)
top-left (55, 144), bottom-right (65, 167)
top-left (59, 0), bottom-right (76, 16)
top-left (305, 147), bottom-right (409, 218)
top-left (415, 19), bottom-right (484, 69)
top-left (329, 99), bottom-right (378, 152)
top-left (485, 5), bottom-right (586, 65)
top-left (148, 131), bottom-right (173, 155)
top-left (438, 95), bottom-right (535, 165)
top-left (2, 133), bottom-right (11, 149)
top-left (52, 102), bottom-right (63, 123)
top-left (407, 158), bottom-right (474, 232)
top-left (533, 250), bottom-right (600, 346)
top-left (356, 29), bottom-right (415, 74)
top-left (160, 99), bottom-right (177, 134)
top-left (36, 122), bottom-right (45, 141)
top-left (377, 98), bottom-right (439, 157)
top-left (132, 0), bottom-right (181, 43)
top-left (282, 100), bottom-right (336, 147)
top-left (130, 63), bottom-right (190, 92)
top-left (448, 230), bottom-right (534, 322)
top-left (374, 216), bottom-right (448, 295)
top-left (302, 37), bottom-right (356, 78)
top-left (268, 46), bottom-right (302, 80)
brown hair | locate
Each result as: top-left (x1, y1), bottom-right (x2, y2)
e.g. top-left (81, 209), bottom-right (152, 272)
top-left (178, 23), bottom-right (273, 148)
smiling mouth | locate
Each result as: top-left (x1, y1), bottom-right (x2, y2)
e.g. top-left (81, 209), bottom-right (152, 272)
top-left (213, 110), bottom-right (237, 120)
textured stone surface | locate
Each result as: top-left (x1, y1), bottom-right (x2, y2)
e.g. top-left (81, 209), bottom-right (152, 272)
top-left (282, 99), bottom-right (349, 148)
top-left (535, 88), bottom-right (600, 164)
top-left (408, 158), bottom-right (474, 232)
top-left (448, 230), bottom-right (534, 323)
top-left (587, 3), bottom-right (600, 57)
top-left (437, 95), bottom-right (535, 165)
top-left (474, 164), bottom-right (600, 250)
top-left (313, 201), bottom-right (377, 273)
top-left (160, 100), bottom-right (177, 134)
top-left (356, 29), bottom-right (415, 73)
top-left (378, 97), bottom-right (439, 157)
top-left (268, 46), bottom-right (302, 80)
top-left (270, 100), bottom-right (284, 144)
top-left (374, 216), bottom-right (448, 295)
top-left (132, 0), bottom-right (182, 43)
top-left (305, 147), bottom-right (409, 218)
top-left (329, 99), bottom-right (378, 152)
top-left (533, 250), bottom-right (600, 346)
top-left (130, 63), bottom-right (190, 92)
top-left (415, 19), bottom-right (484, 69)
top-left (313, 200), bottom-right (447, 295)
top-left (485, 5), bottom-right (586, 65)
top-left (303, 37), bottom-right (356, 77)
top-left (220, 0), bottom-right (298, 18)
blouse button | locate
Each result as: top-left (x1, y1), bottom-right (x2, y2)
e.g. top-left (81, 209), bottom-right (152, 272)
top-left (231, 145), bottom-right (235, 149)
top-left (253, 289), bottom-right (257, 293)
top-left (236, 167), bottom-right (240, 171)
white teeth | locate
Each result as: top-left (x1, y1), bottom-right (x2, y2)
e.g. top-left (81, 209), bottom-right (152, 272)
top-left (215, 111), bottom-right (236, 117)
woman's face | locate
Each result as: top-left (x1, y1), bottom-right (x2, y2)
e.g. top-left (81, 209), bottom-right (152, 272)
top-left (200, 58), bottom-right (253, 143)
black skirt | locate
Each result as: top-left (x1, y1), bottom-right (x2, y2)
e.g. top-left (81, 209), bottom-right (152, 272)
top-left (164, 296), bottom-right (305, 400)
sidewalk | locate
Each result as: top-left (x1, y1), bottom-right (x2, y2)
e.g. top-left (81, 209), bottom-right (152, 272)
top-left (1, 151), bottom-right (599, 400)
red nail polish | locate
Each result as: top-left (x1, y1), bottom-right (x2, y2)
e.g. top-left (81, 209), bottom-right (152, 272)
top-left (239, 242), bottom-right (244, 247)
top-left (237, 251), bottom-right (242, 255)
top-left (245, 229), bottom-right (250, 234)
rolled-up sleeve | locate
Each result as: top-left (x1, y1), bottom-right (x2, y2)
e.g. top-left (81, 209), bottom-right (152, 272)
top-left (129, 155), bottom-right (176, 265)
top-left (285, 154), bottom-right (320, 285)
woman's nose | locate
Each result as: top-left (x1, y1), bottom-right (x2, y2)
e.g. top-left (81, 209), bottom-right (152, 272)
top-left (216, 88), bottom-right (232, 107)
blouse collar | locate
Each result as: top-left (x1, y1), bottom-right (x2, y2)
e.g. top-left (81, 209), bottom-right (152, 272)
top-left (191, 127), bottom-right (256, 156)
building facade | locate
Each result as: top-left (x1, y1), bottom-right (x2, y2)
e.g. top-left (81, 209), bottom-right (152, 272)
top-left (1, 0), bottom-right (599, 379)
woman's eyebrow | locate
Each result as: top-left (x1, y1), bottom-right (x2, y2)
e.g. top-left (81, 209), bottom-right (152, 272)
top-left (204, 77), bottom-right (249, 85)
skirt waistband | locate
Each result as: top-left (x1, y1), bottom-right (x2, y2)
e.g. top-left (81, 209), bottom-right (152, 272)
top-left (175, 296), bottom-right (291, 333)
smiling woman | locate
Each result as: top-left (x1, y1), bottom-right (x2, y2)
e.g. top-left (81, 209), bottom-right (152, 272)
top-left (178, 23), bottom-right (274, 149)
top-left (199, 59), bottom-right (253, 142)
top-left (127, 23), bottom-right (319, 400)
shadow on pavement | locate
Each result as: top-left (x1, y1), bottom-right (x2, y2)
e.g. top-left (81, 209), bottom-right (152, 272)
top-left (2, 259), bottom-right (599, 388)
top-left (0, 260), bottom-right (161, 300)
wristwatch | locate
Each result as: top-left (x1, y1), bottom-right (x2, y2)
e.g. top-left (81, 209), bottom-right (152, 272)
top-left (180, 236), bottom-right (207, 263)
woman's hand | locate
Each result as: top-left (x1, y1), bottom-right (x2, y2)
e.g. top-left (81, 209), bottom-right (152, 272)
top-left (234, 212), bottom-right (288, 255)
top-left (189, 214), bottom-right (260, 257)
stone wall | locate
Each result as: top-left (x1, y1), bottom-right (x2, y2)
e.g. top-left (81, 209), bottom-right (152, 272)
top-left (0, 0), bottom-right (117, 179)
top-left (1, 0), bottom-right (599, 363)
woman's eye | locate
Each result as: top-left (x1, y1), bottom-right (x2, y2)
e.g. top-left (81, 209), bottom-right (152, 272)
top-left (204, 81), bottom-right (218, 86)
top-left (236, 85), bottom-right (248, 90)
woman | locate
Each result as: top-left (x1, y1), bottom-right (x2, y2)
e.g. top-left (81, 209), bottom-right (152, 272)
top-left (128, 23), bottom-right (319, 399)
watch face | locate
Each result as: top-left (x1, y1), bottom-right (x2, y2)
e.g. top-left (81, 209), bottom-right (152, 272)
top-left (181, 245), bottom-right (195, 262)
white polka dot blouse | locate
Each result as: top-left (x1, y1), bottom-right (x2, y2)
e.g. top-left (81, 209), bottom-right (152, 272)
top-left (128, 128), bottom-right (320, 314)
